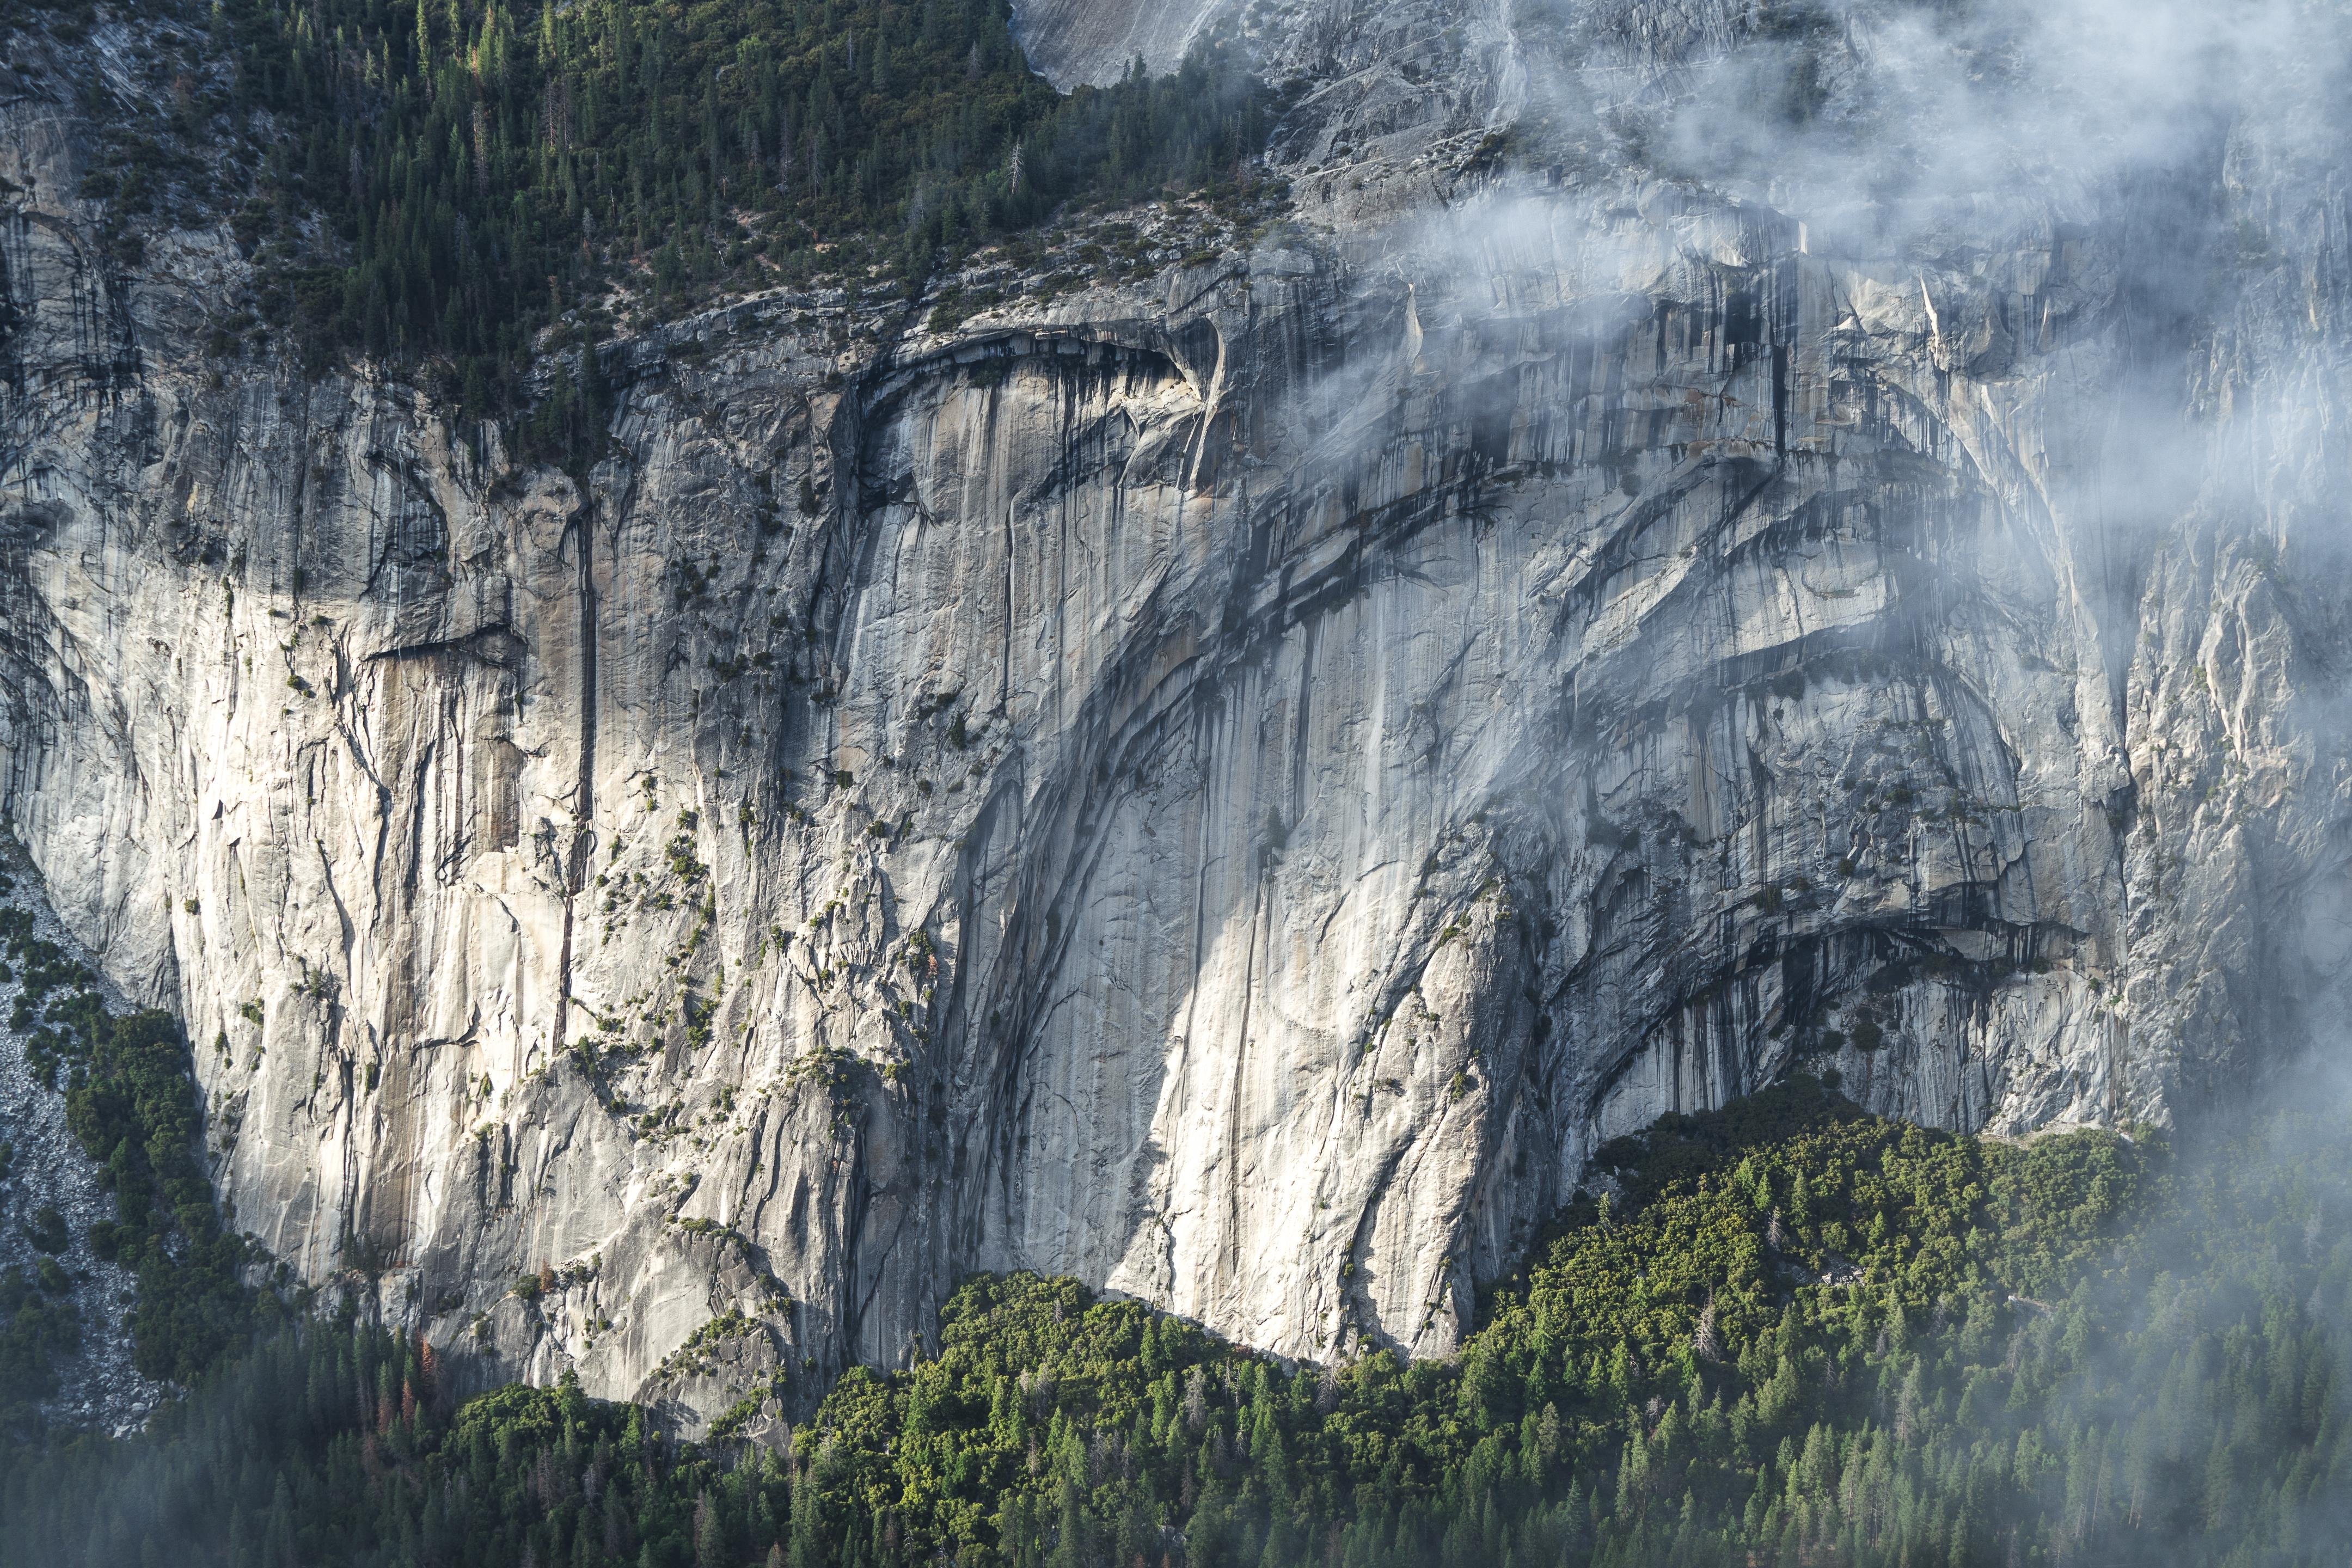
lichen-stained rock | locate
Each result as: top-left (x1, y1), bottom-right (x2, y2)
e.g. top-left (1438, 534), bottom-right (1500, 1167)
top-left (3, 0), bottom-right (2350, 1428)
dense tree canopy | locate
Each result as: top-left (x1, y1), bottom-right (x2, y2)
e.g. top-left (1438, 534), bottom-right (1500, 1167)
top-left (7, 1073), bottom-right (2348, 1566)
top-left (9, 0), bottom-right (1272, 434)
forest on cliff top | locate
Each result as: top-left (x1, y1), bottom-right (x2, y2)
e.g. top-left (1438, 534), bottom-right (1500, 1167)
top-left (4, 0), bottom-right (1272, 443)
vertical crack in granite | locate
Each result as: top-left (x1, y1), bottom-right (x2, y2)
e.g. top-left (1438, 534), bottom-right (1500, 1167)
top-left (552, 479), bottom-right (598, 1064)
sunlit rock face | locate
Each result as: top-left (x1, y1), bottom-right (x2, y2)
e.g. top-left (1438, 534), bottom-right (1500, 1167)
top-left (1010, 0), bottom-right (1234, 88)
top-left (3, 0), bottom-right (2348, 1426)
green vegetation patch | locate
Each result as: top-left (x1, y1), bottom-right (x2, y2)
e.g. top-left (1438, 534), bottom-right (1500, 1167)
top-left (8, 1076), bottom-right (2351, 1566)
top-left (62, 1008), bottom-right (278, 1385)
top-left (786, 1079), bottom-right (2178, 1567)
top-left (0, 903), bottom-right (277, 1435)
top-left (24, 0), bottom-right (1276, 447)
top-left (0, 1264), bottom-right (79, 1438)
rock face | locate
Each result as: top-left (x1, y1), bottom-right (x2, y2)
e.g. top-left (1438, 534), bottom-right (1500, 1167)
top-left (4, 0), bottom-right (2351, 1426)
top-left (1010, 0), bottom-right (1233, 88)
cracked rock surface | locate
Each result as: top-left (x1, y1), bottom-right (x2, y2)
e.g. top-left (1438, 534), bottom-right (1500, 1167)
top-left (3, 0), bottom-right (2350, 1431)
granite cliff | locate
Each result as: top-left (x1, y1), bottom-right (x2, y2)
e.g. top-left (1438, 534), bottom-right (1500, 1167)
top-left (2, 0), bottom-right (2348, 1430)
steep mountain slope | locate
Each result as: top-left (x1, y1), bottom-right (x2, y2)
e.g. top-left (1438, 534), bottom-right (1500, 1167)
top-left (2, 0), bottom-right (2348, 1433)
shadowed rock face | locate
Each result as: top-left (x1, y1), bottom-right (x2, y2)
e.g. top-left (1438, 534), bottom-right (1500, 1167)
top-left (3, 0), bottom-right (2349, 1428)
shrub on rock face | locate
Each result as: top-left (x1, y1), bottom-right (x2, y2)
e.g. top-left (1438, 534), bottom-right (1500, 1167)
top-left (24, 1209), bottom-right (67, 1257)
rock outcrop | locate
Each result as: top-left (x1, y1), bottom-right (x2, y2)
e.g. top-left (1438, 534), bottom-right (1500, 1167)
top-left (3, 0), bottom-right (2349, 1429)
top-left (1010, 0), bottom-right (1234, 89)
